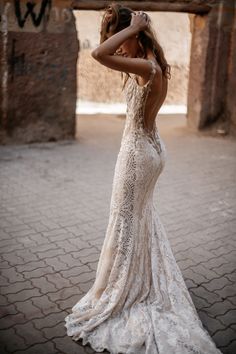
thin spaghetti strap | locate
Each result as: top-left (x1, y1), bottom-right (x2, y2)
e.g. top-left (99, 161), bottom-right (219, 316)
top-left (141, 59), bottom-right (158, 137)
top-left (146, 59), bottom-right (157, 92)
top-left (133, 59), bottom-right (157, 89)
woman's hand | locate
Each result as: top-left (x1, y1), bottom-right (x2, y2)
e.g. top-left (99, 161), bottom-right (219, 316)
top-left (130, 11), bottom-right (150, 31)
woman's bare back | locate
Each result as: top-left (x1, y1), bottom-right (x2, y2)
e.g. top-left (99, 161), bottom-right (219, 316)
top-left (134, 60), bottom-right (168, 132)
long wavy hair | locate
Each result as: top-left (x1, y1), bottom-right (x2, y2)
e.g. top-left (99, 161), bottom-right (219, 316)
top-left (99, 2), bottom-right (171, 90)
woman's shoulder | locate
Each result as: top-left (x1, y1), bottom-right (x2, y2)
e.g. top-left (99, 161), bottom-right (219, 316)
top-left (150, 58), bottom-right (162, 77)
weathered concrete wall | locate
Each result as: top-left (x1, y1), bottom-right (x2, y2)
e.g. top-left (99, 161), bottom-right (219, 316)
top-left (187, 14), bottom-right (209, 130)
top-left (0, 0), bottom-right (79, 144)
top-left (227, 3), bottom-right (236, 135)
top-left (187, 1), bottom-right (236, 135)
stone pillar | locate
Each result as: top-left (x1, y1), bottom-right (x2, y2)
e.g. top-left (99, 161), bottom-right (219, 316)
top-left (226, 2), bottom-right (236, 135)
top-left (0, 0), bottom-right (79, 144)
top-left (187, 0), bottom-right (235, 134)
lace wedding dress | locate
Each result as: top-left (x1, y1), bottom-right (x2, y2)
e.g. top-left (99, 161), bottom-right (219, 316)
top-left (64, 59), bottom-right (222, 354)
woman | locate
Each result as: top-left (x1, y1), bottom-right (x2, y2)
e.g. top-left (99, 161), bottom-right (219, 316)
top-left (65, 3), bottom-right (222, 354)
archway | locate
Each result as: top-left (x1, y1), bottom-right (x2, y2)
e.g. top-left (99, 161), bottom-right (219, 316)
top-left (72, 0), bottom-right (236, 135)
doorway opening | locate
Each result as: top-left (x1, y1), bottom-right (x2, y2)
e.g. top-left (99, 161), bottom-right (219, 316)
top-left (73, 10), bottom-right (193, 137)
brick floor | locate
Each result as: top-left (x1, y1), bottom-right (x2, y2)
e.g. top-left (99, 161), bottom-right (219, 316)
top-left (0, 114), bottom-right (236, 354)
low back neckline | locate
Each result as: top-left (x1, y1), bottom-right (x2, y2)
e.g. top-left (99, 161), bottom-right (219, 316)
top-left (124, 58), bottom-right (160, 139)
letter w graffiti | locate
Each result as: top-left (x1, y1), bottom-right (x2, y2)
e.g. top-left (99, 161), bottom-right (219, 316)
top-left (14, 0), bottom-right (52, 28)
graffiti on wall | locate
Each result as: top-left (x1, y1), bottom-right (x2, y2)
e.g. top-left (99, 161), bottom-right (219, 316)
top-left (14, 0), bottom-right (52, 28)
top-left (0, 1), bottom-right (73, 31)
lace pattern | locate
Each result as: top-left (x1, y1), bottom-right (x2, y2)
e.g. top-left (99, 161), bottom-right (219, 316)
top-left (64, 59), bottom-right (222, 354)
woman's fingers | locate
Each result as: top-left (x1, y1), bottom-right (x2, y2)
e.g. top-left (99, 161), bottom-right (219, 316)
top-left (135, 11), bottom-right (149, 21)
top-left (131, 11), bottom-right (150, 30)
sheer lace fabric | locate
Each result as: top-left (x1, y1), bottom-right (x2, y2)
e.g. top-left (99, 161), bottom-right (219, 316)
top-left (64, 59), bottom-right (222, 354)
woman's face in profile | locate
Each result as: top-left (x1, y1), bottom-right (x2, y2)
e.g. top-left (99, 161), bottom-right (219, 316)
top-left (107, 33), bottom-right (138, 58)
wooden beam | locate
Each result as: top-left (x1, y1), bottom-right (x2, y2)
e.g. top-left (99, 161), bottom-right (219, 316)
top-left (71, 1), bottom-right (213, 14)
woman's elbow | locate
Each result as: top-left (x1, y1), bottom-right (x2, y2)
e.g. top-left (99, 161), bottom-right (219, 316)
top-left (91, 49), bottom-right (101, 60)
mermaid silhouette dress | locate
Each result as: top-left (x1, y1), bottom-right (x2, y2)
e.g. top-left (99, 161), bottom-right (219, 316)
top-left (64, 59), bottom-right (222, 354)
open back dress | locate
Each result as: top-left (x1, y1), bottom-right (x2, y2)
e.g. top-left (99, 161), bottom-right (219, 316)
top-left (64, 59), bottom-right (222, 354)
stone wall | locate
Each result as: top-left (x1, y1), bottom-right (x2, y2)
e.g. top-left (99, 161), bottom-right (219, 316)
top-left (187, 0), bottom-right (236, 135)
top-left (227, 4), bottom-right (236, 135)
top-left (0, 0), bottom-right (78, 144)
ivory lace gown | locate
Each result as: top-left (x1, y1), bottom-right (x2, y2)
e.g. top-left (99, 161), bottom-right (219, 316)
top-left (64, 59), bottom-right (222, 354)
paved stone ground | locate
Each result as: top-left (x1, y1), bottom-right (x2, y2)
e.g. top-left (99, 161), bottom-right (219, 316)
top-left (0, 114), bottom-right (236, 354)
